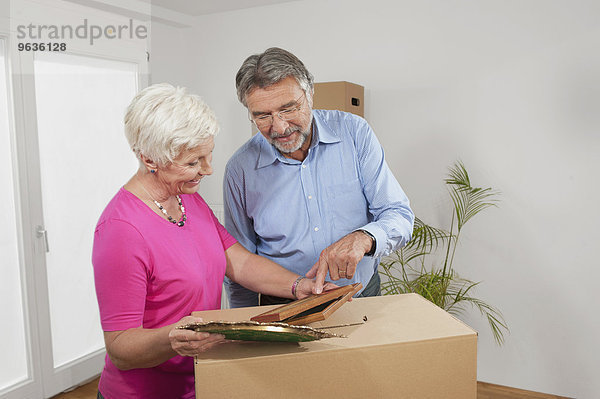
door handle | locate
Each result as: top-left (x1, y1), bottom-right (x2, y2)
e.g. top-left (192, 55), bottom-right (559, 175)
top-left (36, 225), bottom-right (49, 253)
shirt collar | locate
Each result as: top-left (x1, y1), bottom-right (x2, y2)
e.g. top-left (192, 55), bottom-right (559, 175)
top-left (256, 110), bottom-right (341, 169)
top-left (312, 110), bottom-right (341, 145)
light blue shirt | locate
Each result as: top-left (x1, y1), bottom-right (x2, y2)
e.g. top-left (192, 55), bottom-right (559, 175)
top-left (223, 109), bottom-right (414, 308)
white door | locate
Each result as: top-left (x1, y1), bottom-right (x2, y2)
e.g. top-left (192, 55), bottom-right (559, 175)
top-left (32, 51), bottom-right (141, 397)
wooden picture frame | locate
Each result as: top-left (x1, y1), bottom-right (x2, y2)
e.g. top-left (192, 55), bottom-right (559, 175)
top-left (250, 283), bottom-right (363, 325)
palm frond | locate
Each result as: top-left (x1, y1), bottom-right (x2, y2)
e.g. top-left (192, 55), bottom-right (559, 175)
top-left (451, 295), bottom-right (508, 345)
top-left (397, 217), bottom-right (451, 264)
top-left (444, 160), bottom-right (472, 189)
top-left (446, 161), bottom-right (500, 230)
top-left (404, 217), bottom-right (450, 253)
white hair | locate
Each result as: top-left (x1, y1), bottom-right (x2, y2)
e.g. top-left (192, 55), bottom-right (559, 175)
top-left (124, 83), bottom-right (219, 165)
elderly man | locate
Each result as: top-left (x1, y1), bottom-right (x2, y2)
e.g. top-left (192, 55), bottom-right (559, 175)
top-left (223, 47), bottom-right (414, 307)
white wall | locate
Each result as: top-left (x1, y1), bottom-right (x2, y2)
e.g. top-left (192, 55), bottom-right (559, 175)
top-left (150, 1), bottom-right (600, 397)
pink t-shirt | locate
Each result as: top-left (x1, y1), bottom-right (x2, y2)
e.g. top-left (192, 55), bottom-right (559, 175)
top-left (92, 188), bottom-right (237, 399)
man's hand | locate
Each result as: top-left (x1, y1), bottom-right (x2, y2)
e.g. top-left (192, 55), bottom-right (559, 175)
top-left (306, 231), bottom-right (372, 293)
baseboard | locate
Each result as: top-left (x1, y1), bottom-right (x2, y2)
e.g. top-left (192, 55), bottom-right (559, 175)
top-left (477, 381), bottom-right (573, 399)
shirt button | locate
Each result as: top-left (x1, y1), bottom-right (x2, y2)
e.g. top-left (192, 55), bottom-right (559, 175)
top-left (302, 165), bottom-right (307, 169)
top-left (308, 195), bottom-right (312, 200)
top-left (314, 227), bottom-right (319, 232)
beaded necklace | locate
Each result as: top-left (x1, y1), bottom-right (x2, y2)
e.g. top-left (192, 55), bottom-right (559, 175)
top-left (140, 183), bottom-right (187, 227)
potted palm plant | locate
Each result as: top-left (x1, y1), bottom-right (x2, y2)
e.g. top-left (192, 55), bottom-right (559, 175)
top-left (380, 161), bottom-right (509, 344)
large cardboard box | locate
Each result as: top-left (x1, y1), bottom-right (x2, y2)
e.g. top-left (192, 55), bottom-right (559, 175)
top-left (192, 294), bottom-right (477, 398)
top-left (313, 81), bottom-right (365, 117)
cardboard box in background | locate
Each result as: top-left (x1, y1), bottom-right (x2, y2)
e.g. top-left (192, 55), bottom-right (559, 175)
top-left (193, 293), bottom-right (477, 399)
top-left (313, 81), bottom-right (365, 117)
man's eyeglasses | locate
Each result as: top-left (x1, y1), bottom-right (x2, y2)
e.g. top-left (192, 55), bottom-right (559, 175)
top-left (249, 93), bottom-right (306, 129)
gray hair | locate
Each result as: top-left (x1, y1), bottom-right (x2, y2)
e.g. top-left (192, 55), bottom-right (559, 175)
top-left (235, 47), bottom-right (314, 107)
top-left (124, 83), bottom-right (219, 165)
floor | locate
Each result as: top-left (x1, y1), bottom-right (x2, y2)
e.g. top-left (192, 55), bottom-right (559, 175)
top-left (51, 377), bottom-right (572, 399)
top-left (50, 378), bottom-right (99, 399)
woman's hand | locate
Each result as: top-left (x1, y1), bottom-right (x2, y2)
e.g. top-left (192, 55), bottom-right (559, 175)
top-left (168, 316), bottom-right (226, 357)
top-left (294, 278), bottom-right (339, 300)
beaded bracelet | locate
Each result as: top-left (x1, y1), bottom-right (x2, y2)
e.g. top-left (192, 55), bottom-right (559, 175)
top-left (291, 276), bottom-right (306, 299)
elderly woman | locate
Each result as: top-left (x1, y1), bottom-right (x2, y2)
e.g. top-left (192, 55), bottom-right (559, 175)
top-left (92, 83), bottom-right (333, 399)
